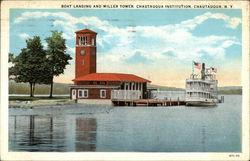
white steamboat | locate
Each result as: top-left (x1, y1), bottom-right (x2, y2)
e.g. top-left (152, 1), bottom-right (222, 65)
top-left (185, 63), bottom-right (218, 106)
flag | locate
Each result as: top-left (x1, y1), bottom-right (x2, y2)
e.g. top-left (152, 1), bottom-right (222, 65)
top-left (193, 61), bottom-right (201, 69)
top-left (211, 67), bottom-right (217, 73)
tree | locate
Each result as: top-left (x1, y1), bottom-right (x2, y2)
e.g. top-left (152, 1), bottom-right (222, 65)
top-left (45, 31), bottom-right (72, 98)
top-left (9, 53), bottom-right (14, 62)
top-left (9, 36), bottom-right (48, 97)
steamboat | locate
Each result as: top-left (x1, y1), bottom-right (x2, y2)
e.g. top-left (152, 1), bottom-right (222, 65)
top-left (185, 62), bottom-right (218, 106)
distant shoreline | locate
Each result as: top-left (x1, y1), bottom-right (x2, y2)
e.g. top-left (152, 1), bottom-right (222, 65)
top-left (9, 81), bottom-right (242, 95)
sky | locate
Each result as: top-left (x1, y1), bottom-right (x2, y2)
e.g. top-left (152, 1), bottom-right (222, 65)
top-left (9, 9), bottom-right (242, 88)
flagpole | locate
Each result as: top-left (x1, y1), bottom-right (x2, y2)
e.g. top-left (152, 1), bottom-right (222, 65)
top-left (192, 61), bottom-right (194, 75)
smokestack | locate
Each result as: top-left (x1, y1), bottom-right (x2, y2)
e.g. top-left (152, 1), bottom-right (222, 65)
top-left (201, 63), bottom-right (205, 80)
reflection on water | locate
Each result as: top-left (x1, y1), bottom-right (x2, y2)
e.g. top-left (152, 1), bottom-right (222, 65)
top-left (9, 95), bottom-right (242, 152)
top-left (75, 118), bottom-right (96, 151)
top-left (10, 114), bottom-right (97, 152)
top-left (10, 115), bottom-right (67, 151)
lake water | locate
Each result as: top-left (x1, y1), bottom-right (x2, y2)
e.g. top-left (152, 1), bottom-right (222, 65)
top-left (9, 95), bottom-right (241, 152)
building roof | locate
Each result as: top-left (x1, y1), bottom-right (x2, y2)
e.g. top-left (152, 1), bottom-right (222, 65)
top-left (75, 29), bottom-right (97, 34)
top-left (73, 73), bottom-right (151, 82)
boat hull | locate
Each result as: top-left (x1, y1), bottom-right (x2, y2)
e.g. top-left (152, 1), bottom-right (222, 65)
top-left (186, 101), bottom-right (217, 106)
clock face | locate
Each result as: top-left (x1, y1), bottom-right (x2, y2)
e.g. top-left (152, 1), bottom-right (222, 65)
top-left (80, 50), bottom-right (85, 55)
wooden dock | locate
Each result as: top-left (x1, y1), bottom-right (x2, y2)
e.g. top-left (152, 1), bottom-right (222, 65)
top-left (112, 99), bottom-right (186, 107)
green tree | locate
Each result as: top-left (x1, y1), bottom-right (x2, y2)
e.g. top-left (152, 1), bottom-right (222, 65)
top-left (45, 31), bottom-right (72, 98)
top-left (9, 36), bottom-right (48, 97)
top-left (9, 53), bottom-right (14, 62)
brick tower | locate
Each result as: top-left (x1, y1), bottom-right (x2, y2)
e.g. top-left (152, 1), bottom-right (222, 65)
top-left (75, 29), bottom-right (97, 78)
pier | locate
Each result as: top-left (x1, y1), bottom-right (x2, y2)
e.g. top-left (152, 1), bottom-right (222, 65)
top-left (112, 99), bottom-right (186, 107)
top-left (111, 90), bottom-right (186, 106)
top-left (111, 90), bottom-right (223, 107)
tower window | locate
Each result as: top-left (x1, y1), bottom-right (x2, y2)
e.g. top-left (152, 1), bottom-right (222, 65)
top-left (79, 36), bottom-right (88, 46)
top-left (91, 37), bottom-right (96, 46)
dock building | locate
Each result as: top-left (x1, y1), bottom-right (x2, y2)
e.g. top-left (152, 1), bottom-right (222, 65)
top-left (69, 29), bottom-right (151, 105)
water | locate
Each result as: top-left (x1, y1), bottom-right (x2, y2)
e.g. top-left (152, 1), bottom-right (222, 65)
top-left (9, 95), bottom-right (241, 152)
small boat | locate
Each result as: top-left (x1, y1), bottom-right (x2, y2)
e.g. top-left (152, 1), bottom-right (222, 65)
top-left (185, 62), bottom-right (218, 106)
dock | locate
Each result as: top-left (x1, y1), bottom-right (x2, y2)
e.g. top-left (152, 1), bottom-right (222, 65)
top-left (111, 90), bottom-right (186, 107)
top-left (112, 99), bottom-right (186, 107)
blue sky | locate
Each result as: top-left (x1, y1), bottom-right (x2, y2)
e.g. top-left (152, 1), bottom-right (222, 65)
top-left (9, 9), bottom-right (242, 87)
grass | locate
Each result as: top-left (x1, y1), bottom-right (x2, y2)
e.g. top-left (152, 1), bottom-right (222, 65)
top-left (9, 80), bottom-right (71, 95)
top-left (9, 96), bottom-right (70, 101)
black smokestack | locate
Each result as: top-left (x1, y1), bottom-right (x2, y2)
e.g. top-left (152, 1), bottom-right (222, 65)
top-left (201, 63), bottom-right (205, 80)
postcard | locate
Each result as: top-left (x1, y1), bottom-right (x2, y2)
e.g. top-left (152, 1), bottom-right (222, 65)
top-left (1, 0), bottom-right (249, 161)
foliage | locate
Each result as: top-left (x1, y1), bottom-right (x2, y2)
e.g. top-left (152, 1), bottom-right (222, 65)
top-left (9, 31), bottom-right (71, 98)
top-left (9, 53), bottom-right (14, 62)
top-left (9, 36), bottom-right (48, 97)
top-left (218, 89), bottom-right (242, 95)
top-left (45, 31), bottom-right (72, 97)
top-left (148, 84), bottom-right (185, 91)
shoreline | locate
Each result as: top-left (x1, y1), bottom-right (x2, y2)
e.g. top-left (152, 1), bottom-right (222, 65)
top-left (9, 94), bottom-right (241, 108)
top-left (9, 99), bottom-right (75, 108)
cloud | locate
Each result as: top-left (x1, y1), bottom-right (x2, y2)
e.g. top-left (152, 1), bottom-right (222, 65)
top-left (18, 33), bottom-right (30, 39)
top-left (209, 13), bottom-right (242, 29)
top-left (123, 51), bottom-right (152, 64)
top-left (66, 46), bottom-right (75, 60)
top-left (14, 11), bottom-right (241, 74)
top-left (12, 10), bottom-right (242, 87)
top-left (42, 42), bottom-right (48, 49)
top-left (98, 25), bottom-right (239, 62)
top-left (178, 12), bottom-right (241, 30)
top-left (66, 46), bottom-right (75, 54)
top-left (14, 11), bottom-right (112, 40)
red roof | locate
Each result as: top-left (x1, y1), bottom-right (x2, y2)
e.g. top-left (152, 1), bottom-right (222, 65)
top-left (73, 73), bottom-right (151, 82)
top-left (75, 29), bottom-right (97, 34)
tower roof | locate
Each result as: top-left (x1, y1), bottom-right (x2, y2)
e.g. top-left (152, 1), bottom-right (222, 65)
top-left (75, 29), bottom-right (97, 34)
top-left (73, 73), bottom-right (151, 83)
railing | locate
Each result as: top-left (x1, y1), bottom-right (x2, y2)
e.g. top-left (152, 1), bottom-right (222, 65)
top-left (189, 74), bottom-right (216, 80)
top-left (150, 91), bottom-right (185, 101)
top-left (111, 90), bottom-right (141, 100)
top-left (185, 87), bottom-right (210, 92)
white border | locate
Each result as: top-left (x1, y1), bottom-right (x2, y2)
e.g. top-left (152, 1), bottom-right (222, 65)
top-left (1, 1), bottom-right (249, 161)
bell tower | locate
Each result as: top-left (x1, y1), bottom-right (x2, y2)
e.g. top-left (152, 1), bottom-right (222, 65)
top-left (75, 29), bottom-right (97, 78)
